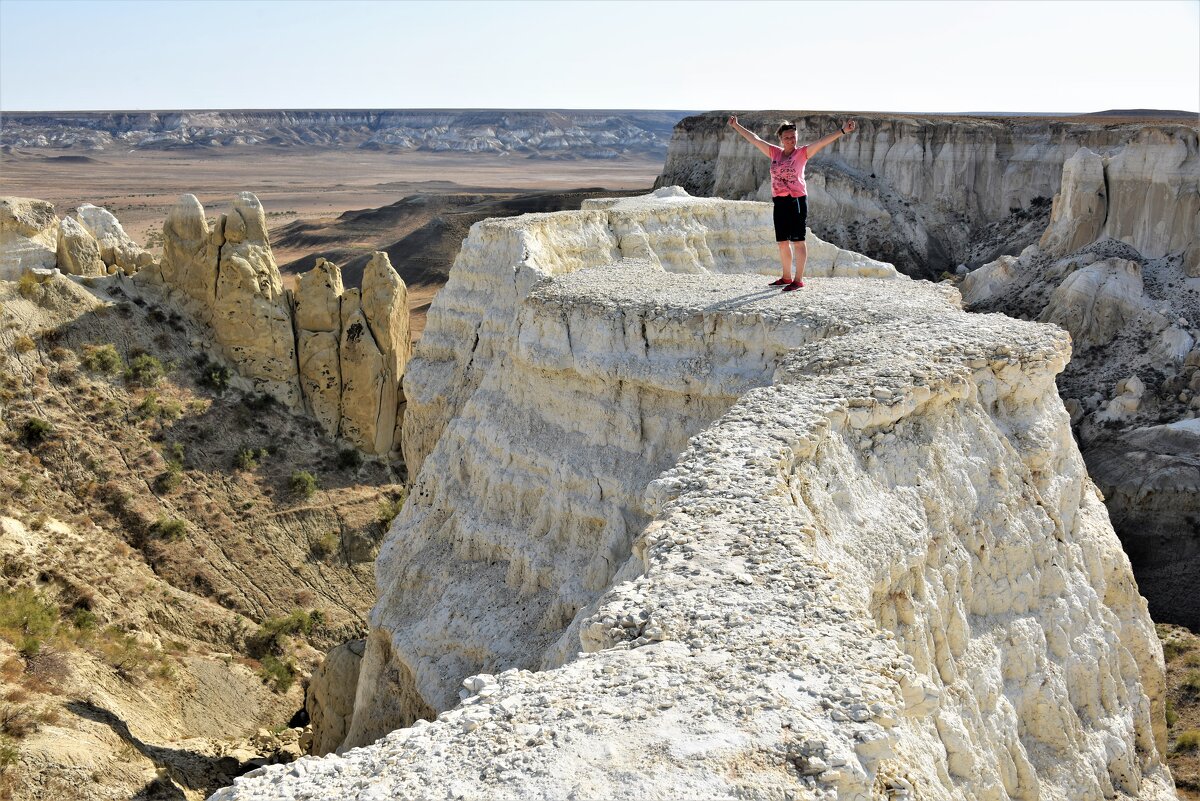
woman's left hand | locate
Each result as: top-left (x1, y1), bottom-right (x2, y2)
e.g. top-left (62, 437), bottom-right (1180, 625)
top-left (843, 120), bottom-right (857, 133)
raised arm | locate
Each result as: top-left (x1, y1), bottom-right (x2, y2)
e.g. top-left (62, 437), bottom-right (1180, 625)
top-left (728, 115), bottom-right (774, 157)
top-left (805, 119), bottom-right (857, 158)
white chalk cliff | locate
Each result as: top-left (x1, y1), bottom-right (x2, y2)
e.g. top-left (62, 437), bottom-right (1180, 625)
top-left (214, 191), bottom-right (1173, 801)
top-left (962, 140), bottom-right (1200, 632)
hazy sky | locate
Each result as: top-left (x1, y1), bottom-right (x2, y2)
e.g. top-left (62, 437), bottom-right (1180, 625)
top-left (0, 0), bottom-right (1196, 113)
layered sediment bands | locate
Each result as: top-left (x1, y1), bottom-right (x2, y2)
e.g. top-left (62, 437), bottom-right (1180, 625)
top-left (655, 112), bottom-right (1198, 276)
top-left (217, 195), bottom-right (1170, 801)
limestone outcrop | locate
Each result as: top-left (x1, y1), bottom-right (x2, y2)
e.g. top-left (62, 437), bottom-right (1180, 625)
top-left (215, 192), bottom-right (1172, 801)
top-left (138, 194), bottom-right (412, 455)
top-left (76, 202), bottom-right (151, 273)
top-left (656, 112), bottom-right (1198, 277)
top-left (305, 639), bottom-right (366, 757)
top-left (0, 196), bottom-right (59, 277)
top-left (54, 215), bottom-right (106, 276)
top-left (962, 149), bottom-right (1200, 629)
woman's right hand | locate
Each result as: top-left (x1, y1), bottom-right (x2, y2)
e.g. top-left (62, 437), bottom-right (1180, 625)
top-left (729, 115), bottom-right (738, 127)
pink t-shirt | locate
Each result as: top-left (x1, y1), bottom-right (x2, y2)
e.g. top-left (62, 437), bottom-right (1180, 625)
top-left (768, 144), bottom-right (808, 197)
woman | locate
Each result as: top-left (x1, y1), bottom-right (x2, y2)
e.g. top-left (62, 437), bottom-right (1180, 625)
top-left (728, 115), bottom-right (857, 291)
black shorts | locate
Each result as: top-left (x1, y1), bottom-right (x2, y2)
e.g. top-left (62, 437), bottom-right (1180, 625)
top-left (773, 195), bottom-right (808, 242)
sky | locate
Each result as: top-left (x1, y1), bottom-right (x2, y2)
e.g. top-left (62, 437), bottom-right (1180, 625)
top-left (0, 0), bottom-right (1196, 114)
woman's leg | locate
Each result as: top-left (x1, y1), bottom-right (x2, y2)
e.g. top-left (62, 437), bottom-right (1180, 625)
top-left (777, 241), bottom-right (793, 281)
top-left (794, 241), bottom-right (807, 281)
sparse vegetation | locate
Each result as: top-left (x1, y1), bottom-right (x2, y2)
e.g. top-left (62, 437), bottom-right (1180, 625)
top-left (1164, 638), bottom-right (1193, 662)
top-left (12, 335), bottom-right (35, 354)
top-left (150, 517), bottom-right (187, 541)
top-left (1182, 671), bottom-right (1200, 696)
top-left (1177, 729), bottom-right (1200, 753)
top-left (80, 343), bottom-right (123, 374)
top-left (195, 357), bottom-right (230, 393)
top-left (125, 352), bottom-right (165, 387)
top-left (336, 447), bottom-right (363, 470)
top-left (235, 447), bottom-right (268, 471)
top-left (20, 417), bottom-right (54, 448)
top-left (250, 609), bottom-right (324, 657)
top-left (289, 470), bottom-right (317, 499)
top-left (257, 654), bottom-right (297, 693)
top-left (16, 271), bottom-right (47, 301)
top-left (377, 492), bottom-right (407, 528)
top-left (309, 531), bottom-right (340, 560)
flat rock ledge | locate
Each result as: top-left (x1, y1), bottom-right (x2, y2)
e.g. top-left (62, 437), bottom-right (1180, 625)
top-left (212, 192), bottom-right (1173, 801)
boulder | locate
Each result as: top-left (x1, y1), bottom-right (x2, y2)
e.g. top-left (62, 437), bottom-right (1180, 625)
top-left (56, 216), bottom-right (106, 276)
top-left (959, 254), bottom-right (1020, 306)
top-left (76, 203), bottom-right (150, 274)
top-left (1038, 258), bottom-right (1158, 350)
top-left (305, 639), bottom-right (366, 757)
top-left (0, 196), bottom-right (59, 277)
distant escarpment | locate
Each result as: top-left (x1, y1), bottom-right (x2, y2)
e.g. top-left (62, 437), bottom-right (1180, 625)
top-left (656, 111), bottom-right (1198, 277)
top-left (0, 109), bottom-right (688, 159)
top-left (217, 191), bottom-right (1172, 801)
top-left (961, 141), bottom-right (1200, 630)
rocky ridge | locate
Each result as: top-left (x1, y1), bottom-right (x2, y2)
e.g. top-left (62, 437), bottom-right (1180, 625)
top-left (655, 112), bottom-right (1198, 277)
top-left (216, 191), bottom-right (1173, 801)
top-left (0, 110), bottom-right (686, 160)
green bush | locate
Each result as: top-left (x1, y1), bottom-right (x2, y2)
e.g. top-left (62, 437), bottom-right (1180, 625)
top-left (195, 357), bottom-right (230, 393)
top-left (0, 588), bottom-right (58, 655)
top-left (0, 734), bottom-right (18, 773)
top-left (234, 448), bottom-right (267, 472)
top-left (16, 272), bottom-right (46, 300)
top-left (289, 470), bottom-right (317, 499)
top-left (309, 531), bottom-right (340, 560)
top-left (336, 448), bottom-right (363, 470)
top-left (250, 609), bottom-right (325, 657)
top-left (1163, 639), bottom-right (1193, 662)
top-left (20, 417), bottom-right (54, 447)
top-left (1176, 729), bottom-right (1200, 753)
top-left (150, 517), bottom-right (187, 541)
top-left (377, 492), bottom-right (407, 528)
top-left (80, 343), bottom-right (124, 374)
top-left (258, 654), bottom-right (297, 693)
top-left (153, 465), bottom-right (182, 494)
top-left (125, 353), bottom-right (165, 387)
top-left (69, 608), bottom-right (97, 632)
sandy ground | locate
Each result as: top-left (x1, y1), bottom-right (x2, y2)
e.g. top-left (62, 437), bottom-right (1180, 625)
top-left (0, 147), bottom-right (663, 247)
top-left (1, 146), bottom-right (663, 339)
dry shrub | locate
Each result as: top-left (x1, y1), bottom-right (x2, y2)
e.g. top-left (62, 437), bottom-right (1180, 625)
top-left (0, 705), bottom-right (37, 738)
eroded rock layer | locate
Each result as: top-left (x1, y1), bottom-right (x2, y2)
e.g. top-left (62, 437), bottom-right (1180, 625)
top-left (215, 192), bottom-right (1172, 801)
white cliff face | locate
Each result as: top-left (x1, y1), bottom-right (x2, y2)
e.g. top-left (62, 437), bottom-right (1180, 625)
top-left (962, 144), bottom-right (1200, 631)
top-left (214, 192), bottom-right (1172, 801)
top-left (656, 113), bottom-right (1198, 277)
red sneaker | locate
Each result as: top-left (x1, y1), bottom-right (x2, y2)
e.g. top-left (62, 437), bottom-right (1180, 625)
top-left (782, 280), bottom-right (804, 292)
top-left (769, 277), bottom-right (789, 286)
